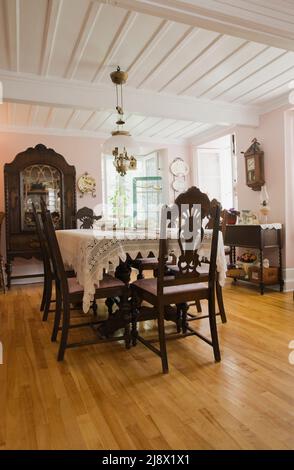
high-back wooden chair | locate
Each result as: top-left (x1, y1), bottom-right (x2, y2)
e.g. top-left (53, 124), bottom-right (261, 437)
top-left (32, 204), bottom-right (55, 319)
top-left (131, 186), bottom-right (221, 373)
top-left (40, 201), bottom-right (128, 361)
top-left (0, 212), bottom-right (6, 293)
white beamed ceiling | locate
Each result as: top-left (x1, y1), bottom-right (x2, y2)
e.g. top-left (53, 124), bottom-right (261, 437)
top-left (0, 0), bottom-right (293, 142)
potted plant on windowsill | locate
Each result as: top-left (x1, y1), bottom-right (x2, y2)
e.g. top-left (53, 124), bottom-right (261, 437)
top-left (226, 208), bottom-right (240, 225)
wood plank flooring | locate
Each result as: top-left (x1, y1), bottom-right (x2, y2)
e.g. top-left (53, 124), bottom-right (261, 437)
top-left (0, 281), bottom-right (294, 450)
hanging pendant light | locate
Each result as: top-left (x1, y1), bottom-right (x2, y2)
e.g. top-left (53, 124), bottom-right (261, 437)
top-left (102, 66), bottom-right (139, 176)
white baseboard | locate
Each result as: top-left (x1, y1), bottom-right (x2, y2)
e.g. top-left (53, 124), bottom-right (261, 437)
top-left (281, 268), bottom-right (294, 292)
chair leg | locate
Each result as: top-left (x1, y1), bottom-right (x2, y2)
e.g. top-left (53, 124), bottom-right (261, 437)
top-left (137, 268), bottom-right (144, 280)
top-left (131, 290), bottom-right (143, 346)
top-left (57, 302), bottom-right (70, 361)
top-left (40, 279), bottom-right (47, 311)
top-left (105, 297), bottom-right (114, 315)
top-left (42, 275), bottom-right (53, 321)
top-left (176, 305), bottom-right (181, 333)
top-left (51, 286), bottom-right (62, 342)
top-left (216, 281), bottom-right (227, 323)
top-left (195, 299), bottom-right (202, 313)
top-left (208, 294), bottom-right (221, 362)
top-left (0, 260), bottom-right (6, 293)
top-left (181, 303), bottom-right (188, 334)
top-left (92, 299), bottom-right (98, 317)
top-left (157, 306), bottom-right (169, 374)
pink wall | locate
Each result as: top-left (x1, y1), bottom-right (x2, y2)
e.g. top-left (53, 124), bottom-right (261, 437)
top-left (0, 130), bottom-right (191, 280)
top-left (193, 105), bottom-right (294, 288)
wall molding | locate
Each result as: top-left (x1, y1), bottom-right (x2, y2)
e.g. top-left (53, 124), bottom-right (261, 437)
top-left (280, 268), bottom-right (294, 292)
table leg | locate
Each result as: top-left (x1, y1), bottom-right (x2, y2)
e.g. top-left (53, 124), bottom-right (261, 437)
top-left (98, 258), bottom-right (132, 346)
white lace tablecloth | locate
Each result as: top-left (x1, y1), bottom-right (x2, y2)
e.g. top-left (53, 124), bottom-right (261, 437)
top-left (56, 229), bottom-right (226, 312)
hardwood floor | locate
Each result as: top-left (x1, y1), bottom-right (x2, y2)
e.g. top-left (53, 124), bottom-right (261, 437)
top-left (0, 281), bottom-right (294, 450)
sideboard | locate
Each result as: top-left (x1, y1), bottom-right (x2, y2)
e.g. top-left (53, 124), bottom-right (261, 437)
top-left (224, 224), bottom-right (283, 295)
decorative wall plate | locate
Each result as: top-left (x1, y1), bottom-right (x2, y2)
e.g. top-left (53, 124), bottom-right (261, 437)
top-left (172, 178), bottom-right (186, 193)
top-left (77, 172), bottom-right (96, 198)
top-left (170, 158), bottom-right (189, 177)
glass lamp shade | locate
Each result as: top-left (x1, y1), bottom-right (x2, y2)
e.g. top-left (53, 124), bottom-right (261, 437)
top-left (102, 131), bottom-right (140, 155)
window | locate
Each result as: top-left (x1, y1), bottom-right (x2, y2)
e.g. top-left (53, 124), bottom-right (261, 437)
top-left (196, 134), bottom-right (237, 209)
top-left (102, 151), bottom-right (162, 228)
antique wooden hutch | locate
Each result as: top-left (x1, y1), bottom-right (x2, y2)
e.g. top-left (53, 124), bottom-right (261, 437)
top-left (4, 144), bottom-right (76, 287)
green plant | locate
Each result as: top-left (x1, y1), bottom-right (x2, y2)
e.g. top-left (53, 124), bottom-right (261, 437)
top-left (110, 183), bottom-right (130, 225)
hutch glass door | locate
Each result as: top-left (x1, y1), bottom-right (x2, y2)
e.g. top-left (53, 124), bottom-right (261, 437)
top-left (20, 164), bottom-right (62, 230)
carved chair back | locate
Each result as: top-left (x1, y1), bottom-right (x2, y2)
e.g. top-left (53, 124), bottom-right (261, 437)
top-left (40, 199), bottom-right (70, 301)
top-left (157, 186), bottom-right (220, 296)
top-left (32, 204), bottom-right (52, 277)
top-left (76, 207), bottom-right (102, 229)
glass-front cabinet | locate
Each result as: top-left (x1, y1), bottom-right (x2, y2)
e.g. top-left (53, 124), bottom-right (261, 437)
top-left (4, 144), bottom-right (76, 287)
top-left (21, 164), bottom-right (62, 230)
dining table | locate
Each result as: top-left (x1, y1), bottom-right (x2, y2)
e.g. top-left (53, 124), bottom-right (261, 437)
top-left (56, 227), bottom-right (227, 335)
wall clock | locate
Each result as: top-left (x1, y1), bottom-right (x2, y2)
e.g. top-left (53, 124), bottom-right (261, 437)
top-left (77, 172), bottom-right (96, 198)
top-left (172, 178), bottom-right (186, 193)
top-left (170, 158), bottom-right (189, 197)
top-left (170, 158), bottom-right (189, 177)
top-left (242, 138), bottom-right (265, 191)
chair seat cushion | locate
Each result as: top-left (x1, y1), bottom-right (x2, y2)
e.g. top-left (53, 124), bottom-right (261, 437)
top-left (100, 274), bottom-right (125, 289)
top-left (132, 277), bottom-right (208, 300)
top-left (68, 274), bottom-right (124, 294)
top-left (68, 277), bottom-right (84, 294)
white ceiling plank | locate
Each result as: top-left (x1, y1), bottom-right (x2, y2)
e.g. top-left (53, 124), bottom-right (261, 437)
top-left (187, 41), bottom-right (265, 97)
top-left (80, 110), bottom-right (98, 130)
top-left (245, 0), bottom-right (294, 17)
top-left (64, 2), bottom-right (104, 79)
top-left (207, 48), bottom-right (286, 100)
top-left (0, 0), bottom-right (13, 70)
top-left (44, 107), bottom-right (54, 127)
top-left (149, 29), bottom-right (221, 92)
top-left (40, 0), bottom-right (63, 75)
top-left (31, 105), bottom-right (52, 127)
top-left (3, 0), bottom-right (20, 71)
top-left (132, 116), bottom-right (162, 135)
top-left (91, 10), bottom-right (138, 82)
top-left (198, 42), bottom-right (267, 98)
top-left (65, 109), bottom-right (80, 129)
top-left (179, 39), bottom-right (249, 95)
top-left (82, 110), bottom-right (111, 131)
top-left (27, 105), bottom-right (39, 126)
top-left (0, 70), bottom-right (260, 126)
top-left (126, 19), bottom-right (172, 78)
top-left (162, 35), bottom-right (244, 94)
top-left (236, 68), bottom-right (294, 104)
top-left (0, 103), bottom-right (8, 125)
top-left (175, 122), bottom-right (204, 139)
top-left (95, 111), bottom-right (114, 131)
top-left (97, 0), bottom-right (294, 51)
top-left (222, 52), bottom-right (294, 102)
top-left (67, 109), bottom-right (94, 129)
top-left (7, 102), bottom-right (15, 125)
top-left (138, 118), bottom-right (175, 137)
top-left (137, 25), bottom-right (196, 89)
top-left (13, 103), bottom-right (32, 127)
top-left (215, 0), bottom-right (294, 23)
